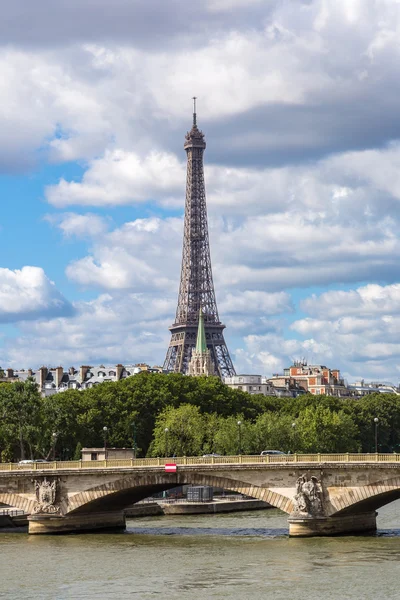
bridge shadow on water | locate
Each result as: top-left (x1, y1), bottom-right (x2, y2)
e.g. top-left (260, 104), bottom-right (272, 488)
top-left (125, 525), bottom-right (288, 538)
top-left (125, 525), bottom-right (400, 538)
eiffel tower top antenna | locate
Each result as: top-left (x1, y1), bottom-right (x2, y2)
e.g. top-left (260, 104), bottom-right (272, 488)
top-left (192, 96), bottom-right (197, 127)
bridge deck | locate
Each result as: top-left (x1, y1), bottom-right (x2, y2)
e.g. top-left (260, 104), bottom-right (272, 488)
top-left (1, 453), bottom-right (400, 473)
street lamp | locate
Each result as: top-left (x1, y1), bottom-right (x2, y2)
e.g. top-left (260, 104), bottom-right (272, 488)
top-left (292, 422), bottom-right (296, 453)
top-left (103, 426), bottom-right (108, 459)
top-left (164, 427), bottom-right (169, 458)
top-left (51, 432), bottom-right (58, 461)
top-left (374, 417), bottom-right (379, 453)
top-left (132, 422), bottom-right (137, 459)
top-left (237, 420), bottom-right (242, 455)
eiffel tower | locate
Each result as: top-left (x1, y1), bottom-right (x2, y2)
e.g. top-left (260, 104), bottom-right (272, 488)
top-left (163, 99), bottom-right (236, 378)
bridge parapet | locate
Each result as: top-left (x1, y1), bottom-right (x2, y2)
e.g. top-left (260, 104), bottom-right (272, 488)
top-left (1, 453), bottom-right (400, 473)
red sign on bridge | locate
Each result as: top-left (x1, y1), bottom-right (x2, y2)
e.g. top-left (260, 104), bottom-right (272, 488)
top-left (165, 463), bottom-right (177, 473)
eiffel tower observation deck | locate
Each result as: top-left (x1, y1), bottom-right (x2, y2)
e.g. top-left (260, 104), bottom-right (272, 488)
top-left (163, 99), bottom-right (236, 377)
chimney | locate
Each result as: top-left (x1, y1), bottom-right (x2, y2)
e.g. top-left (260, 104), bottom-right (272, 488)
top-left (38, 366), bottom-right (48, 389)
top-left (80, 365), bottom-right (90, 381)
top-left (116, 364), bottom-right (123, 380)
top-left (6, 368), bottom-right (14, 379)
top-left (27, 369), bottom-right (33, 377)
top-left (69, 366), bottom-right (75, 375)
top-left (55, 366), bottom-right (64, 388)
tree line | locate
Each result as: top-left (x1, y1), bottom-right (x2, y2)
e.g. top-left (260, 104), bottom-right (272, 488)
top-left (0, 372), bottom-right (398, 462)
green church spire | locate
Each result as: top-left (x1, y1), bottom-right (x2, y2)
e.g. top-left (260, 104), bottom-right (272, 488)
top-left (195, 307), bottom-right (207, 353)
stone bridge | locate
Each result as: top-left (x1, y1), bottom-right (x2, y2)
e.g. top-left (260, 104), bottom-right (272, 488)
top-left (1, 454), bottom-right (400, 536)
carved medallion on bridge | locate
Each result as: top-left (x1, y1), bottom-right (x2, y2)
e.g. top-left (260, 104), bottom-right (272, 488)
top-left (33, 478), bottom-right (60, 514)
top-left (292, 474), bottom-right (323, 517)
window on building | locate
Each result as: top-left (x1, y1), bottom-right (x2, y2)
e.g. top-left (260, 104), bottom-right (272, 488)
top-left (91, 453), bottom-right (98, 461)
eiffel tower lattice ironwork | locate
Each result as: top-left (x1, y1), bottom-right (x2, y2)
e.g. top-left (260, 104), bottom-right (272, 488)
top-left (163, 99), bottom-right (236, 378)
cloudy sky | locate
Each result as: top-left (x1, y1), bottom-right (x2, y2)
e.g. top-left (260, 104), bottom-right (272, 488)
top-left (2, 0), bottom-right (400, 383)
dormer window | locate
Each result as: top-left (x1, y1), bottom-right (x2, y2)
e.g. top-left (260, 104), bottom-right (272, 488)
top-left (109, 370), bottom-right (116, 376)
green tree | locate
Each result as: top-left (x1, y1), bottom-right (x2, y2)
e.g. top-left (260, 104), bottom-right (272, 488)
top-left (296, 405), bottom-right (360, 453)
top-left (73, 442), bottom-right (83, 461)
top-left (252, 412), bottom-right (295, 454)
top-left (2, 380), bottom-right (42, 460)
top-left (348, 394), bottom-right (400, 452)
top-left (148, 404), bottom-right (206, 457)
top-left (213, 415), bottom-right (252, 455)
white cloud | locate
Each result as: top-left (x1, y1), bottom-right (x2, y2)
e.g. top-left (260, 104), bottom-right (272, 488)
top-left (285, 284), bottom-right (400, 381)
top-left (1, 0), bottom-right (400, 171)
top-left (46, 212), bottom-right (109, 238)
top-left (1, 292), bottom-right (173, 368)
top-left (0, 267), bottom-right (73, 323)
top-left (0, 49), bottom-right (113, 170)
top-left (233, 330), bottom-right (334, 377)
top-left (219, 291), bottom-right (293, 315)
top-left (46, 150), bottom-right (185, 207)
top-left (231, 282), bottom-right (400, 382)
top-left (65, 217), bottom-right (182, 291)
top-left (301, 283), bottom-right (400, 319)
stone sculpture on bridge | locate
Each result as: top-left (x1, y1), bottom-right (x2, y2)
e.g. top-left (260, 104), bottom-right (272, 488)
top-left (292, 474), bottom-right (323, 517)
top-left (33, 478), bottom-right (60, 514)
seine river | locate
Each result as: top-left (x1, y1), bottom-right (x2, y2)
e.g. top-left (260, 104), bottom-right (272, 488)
top-left (1, 502), bottom-right (400, 599)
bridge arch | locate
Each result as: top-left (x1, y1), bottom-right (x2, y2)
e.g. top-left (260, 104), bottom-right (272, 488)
top-left (65, 472), bottom-right (293, 516)
top-left (327, 474), bottom-right (400, 517)
top-left (0, 492), bottom-right (36, 514)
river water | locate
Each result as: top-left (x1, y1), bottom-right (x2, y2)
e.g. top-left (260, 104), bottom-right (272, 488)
top-left (1, 502), bottom-right (400, 600)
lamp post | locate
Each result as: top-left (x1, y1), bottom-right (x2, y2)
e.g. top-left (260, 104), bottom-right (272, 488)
top-left (164, 427), bottom-right (169, 458)
top-left (291, 422), bottom-right (296, 453)
top-left (237, 420), bottom-right (242, 455)
top-left (51, 432), bottom-right (58, 461)
top-left (374, 417), bottom-right (379, 453)
top-left (103, 426), bottom-right (108, 459)
top-left (132, 422), bottom-right (137, 459)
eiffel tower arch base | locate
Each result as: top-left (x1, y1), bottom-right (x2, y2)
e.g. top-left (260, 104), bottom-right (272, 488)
top-left (164, 324), bottom-right (235, 378)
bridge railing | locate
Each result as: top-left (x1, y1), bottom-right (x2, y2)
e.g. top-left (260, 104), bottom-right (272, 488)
top-left (1, 453), bottom-right (400, 471)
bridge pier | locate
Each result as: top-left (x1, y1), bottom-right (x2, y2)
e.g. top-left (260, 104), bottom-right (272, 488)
top-left (288, 511), bottom-right (377, 537)
top-left (28, 511), bottom-right (126, 535)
